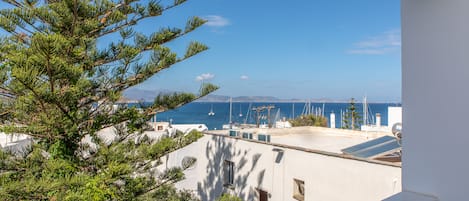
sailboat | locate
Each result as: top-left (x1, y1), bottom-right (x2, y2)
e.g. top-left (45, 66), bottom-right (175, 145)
top-left (208, 104), bottom-right (215, 116)
top-left (239, 105), bottom-right (243, 117)
top-left (222, 97), bottom-right (236, 129)
top-left (362, 96), bottom-right (375, 125)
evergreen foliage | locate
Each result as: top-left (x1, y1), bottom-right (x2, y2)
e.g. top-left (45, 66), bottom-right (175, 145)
top-left (289, 114), bottom-right (328, 127)
top-left (0, 0), bottom-right (215, 200)
top-left (342, 98), bottom-right (361, 130)
top-left (216, 193), bottom-right (242, 201)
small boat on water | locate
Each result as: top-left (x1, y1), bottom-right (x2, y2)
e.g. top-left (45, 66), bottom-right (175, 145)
top-left (208, 104), bottom-right (215, 116)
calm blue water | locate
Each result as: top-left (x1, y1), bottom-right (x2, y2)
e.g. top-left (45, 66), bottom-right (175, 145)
top-left (153, 102), bottom-right (401, 130)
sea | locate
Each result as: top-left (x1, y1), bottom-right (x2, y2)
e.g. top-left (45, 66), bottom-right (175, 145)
top-left (153, 102), bottom-right (401, 130)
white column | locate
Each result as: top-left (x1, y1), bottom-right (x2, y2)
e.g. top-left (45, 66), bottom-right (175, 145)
top-left (375, 113), bottom-right (381, 127)
top-left (396, 0), bottom-right (469, 200)
top-left (330, 112), bottom-right (336, 129)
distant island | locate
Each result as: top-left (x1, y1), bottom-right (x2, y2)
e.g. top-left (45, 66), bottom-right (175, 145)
top-left (122, 88), bottom-right (400, 104)
top-left (193, 95), bottom-right (345, 103)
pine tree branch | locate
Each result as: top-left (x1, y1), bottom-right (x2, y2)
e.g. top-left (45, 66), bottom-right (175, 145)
top-left (111, 43), bottom-right (207, 92)
top-left (71, 0), bottom-right (78, 37)
top-left (0, 125), bottom-right (59, 140)
top-left (12, 8), bottom-right (44, 33)
top-left (93, 16), bottom-right (143, 38)
top-left (45, 53), bottom-right (54, 93)
top-left (142, 175), bottom-right (179, 196)
top-left (0, 88), bottom-right (16, 98)
top-left (54, 101), bottom-right (75, 122)
top-left (15, 78), bottom-right (47, 112)
top-left (16, 75), bottom-right (76, 125)
top-left (91, 29), bottom-right (192, 69)
top-left (145, 84), bottom-right (218, 115)
top-left (0, 12), bottom-right (34, 36)
top-left (0, 1), bottom-right (211, 199)
top-left (91, 85), bottom-right (217, 132)
top-left (89, 0), bottom-right (189, 38)
top-left (2, 0), bottom-right (23, 8)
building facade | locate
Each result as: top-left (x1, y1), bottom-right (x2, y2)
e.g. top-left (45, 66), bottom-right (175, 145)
top-left (159, 129), bottom-right (401, 201)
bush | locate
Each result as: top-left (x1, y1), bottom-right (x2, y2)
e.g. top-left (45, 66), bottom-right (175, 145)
top-left (289, 115), bottom-right (328, 127)
top-left (217, 193), bottom-right (242, 201)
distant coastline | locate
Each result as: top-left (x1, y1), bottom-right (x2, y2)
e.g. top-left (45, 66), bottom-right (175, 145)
top-left (122, 88), bottom-right (401, 104)
top-left (194, 96), bottom-right (400, 104)
top-left (122, 94), bottom-right (400, 104)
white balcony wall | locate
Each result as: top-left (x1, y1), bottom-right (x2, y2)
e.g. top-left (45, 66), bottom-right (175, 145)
top-left (401, 0), bottom-right (469, 200)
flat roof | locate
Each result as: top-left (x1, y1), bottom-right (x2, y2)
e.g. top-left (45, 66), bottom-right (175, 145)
top-left (206, 126), bottom-right (392, 154)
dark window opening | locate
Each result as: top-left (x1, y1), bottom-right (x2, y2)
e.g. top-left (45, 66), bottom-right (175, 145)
top-left (224, 160), bottom-right (234, 188)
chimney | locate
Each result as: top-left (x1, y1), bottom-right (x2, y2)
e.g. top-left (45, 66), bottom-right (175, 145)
top-left (330, 112), bottom-right (336, 128)
top-left (376, 113), bottom-right (381, 127)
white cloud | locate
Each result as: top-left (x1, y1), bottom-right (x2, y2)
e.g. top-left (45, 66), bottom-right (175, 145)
top-left (203, 15), bottom-right (230, 27)
top-left (240, 75), bottom-right (249, 80)
top-left (196, 73), bottom-right (215, 81)
top-left (347, 29), bottom-right (401, 55)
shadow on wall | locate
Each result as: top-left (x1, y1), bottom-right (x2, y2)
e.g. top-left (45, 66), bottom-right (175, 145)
top-left (197, 135), bottom-right (265, 201)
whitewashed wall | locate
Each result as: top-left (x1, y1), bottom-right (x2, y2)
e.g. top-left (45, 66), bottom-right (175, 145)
top-left (160, 134), bottom-right (401, 201)
top-left (401, 0), bottom-right (469, 200)
top-left (387, 107), bottom-right (402, 128)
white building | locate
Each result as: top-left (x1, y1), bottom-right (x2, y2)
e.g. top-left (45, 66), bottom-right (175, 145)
top-left (387, 107), bottom-right (402, 128)
top-left (0, 132), bottom-right (32, 156)
top-left (158, 127), bottom-right (402, 201)
top-left (361, 107), bottom-right (402, 133)
top-left (147, 122), bottom-right (207, 133)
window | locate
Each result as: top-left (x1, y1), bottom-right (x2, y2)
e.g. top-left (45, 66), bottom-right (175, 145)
top-left (223, 160), bottom-right (234, 187)
top-left (257, 188), bottom-right (268, 201)
top-left (293, 179), bottom-right (305, 201)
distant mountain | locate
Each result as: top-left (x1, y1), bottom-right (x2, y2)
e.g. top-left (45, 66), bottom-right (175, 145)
top-left (123, 88), bottom-right (284, 103)
top-left (123, 88), bottom-right (398, 103)
top-left (197, 95), bottom-right (281, 102)
top-left (195, 94), bottom-right (230, 102)
top-left (197, 95), bottom-right (303, 103)
top-left (195, 96), bottom-right (395, 103)
top-left (123, 88), bottom-right (174, 102)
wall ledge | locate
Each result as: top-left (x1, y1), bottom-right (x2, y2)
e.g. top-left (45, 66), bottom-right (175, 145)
top-left (383, 191), bottom-right (439, 201)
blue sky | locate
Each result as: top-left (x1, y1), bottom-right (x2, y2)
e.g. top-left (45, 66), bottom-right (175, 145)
top-left (3, 0), bottom-right (401, 102)
top-left (133, 0), bottom-right (401, 102)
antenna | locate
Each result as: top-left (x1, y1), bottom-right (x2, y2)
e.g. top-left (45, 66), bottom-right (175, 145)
top-left (252, 105), bottom-right (275, 128)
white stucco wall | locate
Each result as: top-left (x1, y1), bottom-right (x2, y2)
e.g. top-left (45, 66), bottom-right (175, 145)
top-left (0, 132), bottom-right (32, 156)
top-left (161, 134), bottom-right (401, 201)
top-left (387, 107), bottom-right (402, 128)
top-left (401, 0), bottom-right (469, 200)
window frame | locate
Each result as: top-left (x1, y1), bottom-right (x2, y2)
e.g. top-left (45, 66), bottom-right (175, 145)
top-left (223, 160), bottom-right (235, 188)
top-left (257, 188), bottom-right (269, 201)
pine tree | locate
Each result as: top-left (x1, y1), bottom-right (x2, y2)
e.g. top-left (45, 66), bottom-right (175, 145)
top-left (342, 98), bottom-right (361, 130)
top-left (0, 0), bottom-right (216, 200)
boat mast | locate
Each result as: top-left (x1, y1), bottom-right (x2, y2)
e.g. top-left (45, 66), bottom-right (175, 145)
top-left (340, 109), bottom-right (343, 128)
top-left (322, 102), bottom-right (325, 117)
top-left (244, 103), bottom-right (251, 124)
top-left (292, 103), bottom-right (295, 119)
top-left (363, 96), bottom-right (368, 125)
top-left (229, 97), bottom-right (232, 125)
